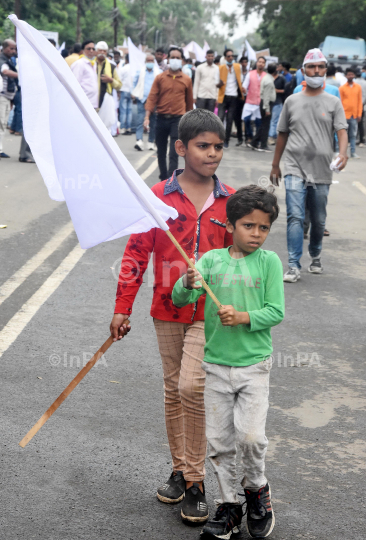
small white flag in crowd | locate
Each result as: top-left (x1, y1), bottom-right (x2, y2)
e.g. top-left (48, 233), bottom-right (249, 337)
top-left (9, 15), bottom-right (178, 249)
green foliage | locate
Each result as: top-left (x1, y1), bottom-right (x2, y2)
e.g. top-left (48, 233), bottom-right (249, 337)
top-left (0, 0), bottom-right (233, 51)
top-left (239, 0), bottom-right (366, 65)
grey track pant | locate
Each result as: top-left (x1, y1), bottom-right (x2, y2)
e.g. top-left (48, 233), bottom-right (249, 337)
top-left (203, 358), bottom-right (272, 504)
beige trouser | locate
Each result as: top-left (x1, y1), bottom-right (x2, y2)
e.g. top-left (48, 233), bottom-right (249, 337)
top-left (0, 95), bottom-right (11, 153)
top-left (154, 319), bottom-right (206, 482)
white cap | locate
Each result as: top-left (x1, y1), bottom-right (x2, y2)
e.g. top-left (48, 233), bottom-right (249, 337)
top-left (95, 41), bottom-right (108, 51)
top-left (303, 48), bottom-right (327, 66)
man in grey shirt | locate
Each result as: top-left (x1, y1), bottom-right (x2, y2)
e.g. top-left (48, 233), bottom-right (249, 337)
top-left (270, 48), bottom-right (348, 283)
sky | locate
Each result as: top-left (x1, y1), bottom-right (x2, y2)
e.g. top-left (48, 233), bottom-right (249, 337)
top-left (210, 0), bottom-right (262, 43)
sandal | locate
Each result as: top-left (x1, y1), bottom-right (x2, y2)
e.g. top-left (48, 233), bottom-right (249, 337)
top-left (323, 229), bottom-right (330, 236)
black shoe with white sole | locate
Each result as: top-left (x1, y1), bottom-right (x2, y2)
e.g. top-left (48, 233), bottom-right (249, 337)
top-left (181, 482), bottom-right (209, 524)
top-left (308, 257), bottom-right (323, 274)
top-left (157, 471), bottom-right (185, 503)
top-left (200, 503), bottom-right (243, 539)
top-left (242, 483), bottom-right (275, 538)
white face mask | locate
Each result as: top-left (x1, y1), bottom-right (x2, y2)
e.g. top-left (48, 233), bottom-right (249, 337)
top-left (304, 74), bottom-right (325, 88)
top-left (169, 58), bottom-right (182, 71)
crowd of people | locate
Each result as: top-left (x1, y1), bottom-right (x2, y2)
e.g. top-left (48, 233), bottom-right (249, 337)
top-left (1, 32), bottom-right (364, 539)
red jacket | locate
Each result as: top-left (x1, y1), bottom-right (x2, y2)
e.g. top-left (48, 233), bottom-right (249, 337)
top-left (115, 170), bottom-right (235, 323)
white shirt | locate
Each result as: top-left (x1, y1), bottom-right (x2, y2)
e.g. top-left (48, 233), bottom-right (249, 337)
top-left (193, 62), bottom-right (220, 99)
top-left (225, 66), bottom-right (238, 96)
top-left (118, 63), bottom-right (132, 93)
top-left (71, 57), bottom-right (98, 108)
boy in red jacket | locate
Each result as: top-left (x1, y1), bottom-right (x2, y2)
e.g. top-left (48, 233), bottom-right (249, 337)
top-left (110, 108), bottom-right (235, 524)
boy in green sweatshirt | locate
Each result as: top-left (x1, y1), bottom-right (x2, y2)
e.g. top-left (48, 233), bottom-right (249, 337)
top-left (172, 185), bottom-right (284, 539)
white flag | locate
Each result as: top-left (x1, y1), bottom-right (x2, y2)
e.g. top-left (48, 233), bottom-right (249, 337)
top-left (127, 37), bottom-right (146, 85)
top-left (10, 15), bottom-right (178, 249)
top-left (245, 40), bottom-right (257, 63)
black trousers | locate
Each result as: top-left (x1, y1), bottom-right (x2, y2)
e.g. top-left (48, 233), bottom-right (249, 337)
top-left (155, 115), bottom-right (181, 181)
top-left (358, 109), bottom-right (365, 144)
top-left (218, 95), bottom-right (238, 143)
top-left (251, 100), bottom-right (271, 149)
top-left (234, 98), bottom-right (245, 142)
top-left (196, 97), bottom-right (216, 112)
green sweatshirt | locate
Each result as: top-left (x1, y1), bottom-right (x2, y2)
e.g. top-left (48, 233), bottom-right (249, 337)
top-left (172, 247), bottom-right (285, 367)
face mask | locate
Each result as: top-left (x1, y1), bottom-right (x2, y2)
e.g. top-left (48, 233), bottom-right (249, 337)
top-left (226, 60), bottom-right (233, 66)
top-left (362, 72), bottom-right (366, 80)
top-left (146, 62), bottom-right (154, 70)
top-left (304, 74), bottom-right (325, 88)
top-left (169, 58), bottom-right (182, 71)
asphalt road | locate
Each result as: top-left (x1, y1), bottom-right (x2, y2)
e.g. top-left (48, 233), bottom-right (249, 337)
top-left (1, 129), bottom-right (366, 540)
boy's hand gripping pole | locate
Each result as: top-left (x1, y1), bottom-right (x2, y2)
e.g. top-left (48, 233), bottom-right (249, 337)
top-left (165, 230), bottom-right (222, 309)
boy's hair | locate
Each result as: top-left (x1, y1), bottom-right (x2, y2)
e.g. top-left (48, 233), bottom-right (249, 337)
top-left (178, 109), bottom-right (225, 147)
top-left (227, 185), bottom-right (279, 226)
top-left (346, 66), bottom-right (356, 75)
top-left (267, 63), bottom-right (277, 75)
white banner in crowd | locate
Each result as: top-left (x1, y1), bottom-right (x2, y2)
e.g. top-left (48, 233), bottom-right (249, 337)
top-left (183, 41), bottom-right (208, 62)
top-left (245, 40), bottom-right (257, 63)
top-left (127, 37), bottom-right (146, 84)
top-left (10, 15), bottom-right (178, 249)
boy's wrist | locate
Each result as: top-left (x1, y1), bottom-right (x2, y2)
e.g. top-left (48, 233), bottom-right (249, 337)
top-left (239, 311), bottom-right (250, 325)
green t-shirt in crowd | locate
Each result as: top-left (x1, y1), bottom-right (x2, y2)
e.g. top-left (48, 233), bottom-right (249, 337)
top-left (172, 247), bottom-right (285, 367)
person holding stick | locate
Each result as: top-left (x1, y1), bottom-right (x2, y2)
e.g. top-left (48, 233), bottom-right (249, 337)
top-left (172, 185), bottom-right (285, 539)
top-left (110, 108), bottom-right (235, 524)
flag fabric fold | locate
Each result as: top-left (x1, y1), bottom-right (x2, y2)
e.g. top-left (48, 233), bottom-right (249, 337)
top-left (10, 15), bottom-right (178, 249)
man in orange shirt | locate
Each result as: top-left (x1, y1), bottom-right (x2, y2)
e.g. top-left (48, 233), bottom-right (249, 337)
top-left (144, 47), bottom-right (193, 180)
top-left (339, 66), bottom-right (363, 159)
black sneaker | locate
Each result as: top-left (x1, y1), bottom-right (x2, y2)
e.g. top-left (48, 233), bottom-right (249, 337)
top-left (157, 471), bottom-right (185, 503)
top-left (201, 503), bottom-right (242, 539)
top-left (308, 257), bottom-right (323, 274)
top-left (181, 482), bottom-right (209, 523)
top-left (243, 484), bottom-right (275, 538)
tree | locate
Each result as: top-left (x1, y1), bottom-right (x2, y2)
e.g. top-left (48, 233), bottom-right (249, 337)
top-left (239, 0), bottom-right (366, 65)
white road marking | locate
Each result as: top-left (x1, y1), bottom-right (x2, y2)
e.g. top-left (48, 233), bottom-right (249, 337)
top-left (0, 221), bottom-right (74, 307)
top-left (353, 181), bottom-right (366, 196)
top-left (0, 221), bottom-right (74, 305)
top-left (134, 152), bottom-right (153, 171)
top-left (141, 159), bottom-right (158, 180)
top-left (0, 244), bottom-right (84, 358)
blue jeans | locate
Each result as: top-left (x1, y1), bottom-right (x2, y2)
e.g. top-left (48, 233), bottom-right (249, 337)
top-left (119, 91), bottom-right (132, 130)
top-left (285, 175), bottom-right (330, 269)
top-left (347, 117), bottom-right (358, 155)
top-left (243, 115), bottom-right (261, 140)
top-left (268, 103), bottom-right (282, 138)
top-left (135, 100), bottom-right (156, 142)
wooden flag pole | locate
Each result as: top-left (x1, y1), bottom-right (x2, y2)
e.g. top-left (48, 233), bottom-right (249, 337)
top-left (165, 230), bottom-right (222, 309)
top-left (19, 333), bottom-right (126, 448)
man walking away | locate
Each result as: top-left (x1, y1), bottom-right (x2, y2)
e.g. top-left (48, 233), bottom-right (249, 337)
top-left (132, 53), bottom-right (160, 151)
top-left (271, 48), bottom-right (348, 282)
top-left (234, 56), bottom-right (248, 146)
top-left (118, 53), bottom-right (132, 134)
top-left (144, 47), bottom-right (193, 180)
top-left (249, 63), bottom-right (276, 152)
top-left (71, 41), bottom-right (98, 108)
top-left (218, 49), bottom-right (243, 148)
top-left (339, 66), bottom-right (363, 159)
top-left (0, 39), bottom-right (18, 158)
top-left (241, 56), bottom-right (266, 145)
top-left (354, 68), bottom-right (366, 147)
top-left (268, 65), bottom-right (286, 145)
top-left (193, 49), bottom-right (220, 113)
top-left (325, 64), bottom-right (340, 87)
